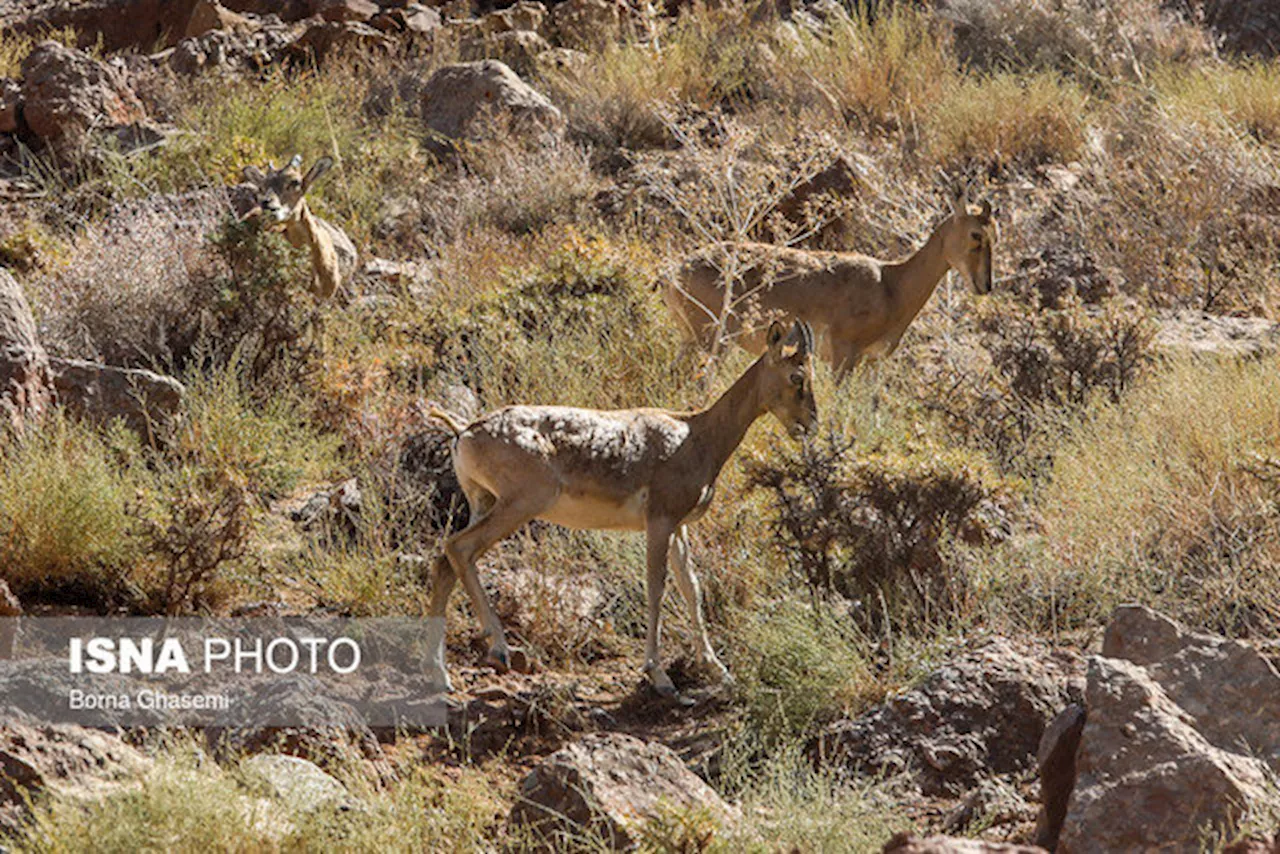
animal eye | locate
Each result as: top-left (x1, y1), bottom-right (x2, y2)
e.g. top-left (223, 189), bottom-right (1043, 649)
top-left (290, 179), bottom-right (302, 189)
top-left (791, 373), bottom-right (804, 387)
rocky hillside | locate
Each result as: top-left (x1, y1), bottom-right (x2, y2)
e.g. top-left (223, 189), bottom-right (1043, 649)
top-left (1, 0), bottom-right (1280, 850)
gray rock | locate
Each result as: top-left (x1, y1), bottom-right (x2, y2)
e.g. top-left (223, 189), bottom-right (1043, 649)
top-left (0, 722), bottom-right (152, 834)
top-left (240, 754), bottom-right (352, 812)
top-left (1057, 605), bottom-right (1280, 853)
top-left (813, 638), bottom-right (1083, 796)
top-left (508, 732), bottom-right (739, 849)
top-left (420, 60), bottom-right (563, 147)
top-left (0, 268), bottom-right (52, 433)
top-left (48, 357), bottom-right (185, 444)
top-left (1154, 309), bottom-right (1280, 359)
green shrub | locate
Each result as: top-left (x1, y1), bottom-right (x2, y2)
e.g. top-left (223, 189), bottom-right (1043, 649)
top-left (1034, 355), bottom-right (1280, 636)
top-left (0, 416), bottom-right (146, 601)
top-left (177, 358), bottom-right (340, 501)
top-left (749, 430), bottom-right (1019, 627)
top-left (405, 232), bottom-right (692, 411)
top-left (732, 596), bottom-right (876, 747)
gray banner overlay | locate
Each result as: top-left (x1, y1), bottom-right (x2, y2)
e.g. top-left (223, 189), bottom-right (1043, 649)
top-left (0, 618), bottom-right (447, 728)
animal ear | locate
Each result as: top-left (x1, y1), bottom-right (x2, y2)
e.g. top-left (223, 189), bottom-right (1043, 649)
top-left (242, 165), bottom-right (266, 185)
top-left (288, 153), bottom-right (303, 170)
top-left (951, 185), bottom-right (969, 217)
top-left (766, 320), bottom-right (787, 359)
top-left (978, 199), bottom-right (993, 223)
top-left (303, 156), bottom-right (334, 190)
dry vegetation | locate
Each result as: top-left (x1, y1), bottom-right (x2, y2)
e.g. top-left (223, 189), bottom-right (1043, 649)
top-left (3, 0), bottom-right (1280, 848)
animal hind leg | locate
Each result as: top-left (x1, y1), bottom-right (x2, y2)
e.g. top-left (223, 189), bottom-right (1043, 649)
top-left (423, 482), bottom-right (493, 691)
top-left (443, 484), bottom-right (558, 671)
top-left (669, 525), bottom-right (730, 684)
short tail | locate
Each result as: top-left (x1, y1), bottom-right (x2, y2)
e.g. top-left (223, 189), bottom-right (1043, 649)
top-left (426, 405), bottom-right (469, 436)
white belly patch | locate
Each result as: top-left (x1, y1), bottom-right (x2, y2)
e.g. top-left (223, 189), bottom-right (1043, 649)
top-left (538, 487), bottom-right (649, 531)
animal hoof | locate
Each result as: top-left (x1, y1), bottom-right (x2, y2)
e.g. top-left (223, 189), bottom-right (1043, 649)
top-left (508, 648), bottom-right (531, 674)
top-left (652, 681), bottom-right (679, 698)
top-left (487, 647), bottom-right (511, 673)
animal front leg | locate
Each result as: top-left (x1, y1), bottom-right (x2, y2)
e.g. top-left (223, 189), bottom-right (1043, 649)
top-left (644, 517), bottom-right (677, 697)
top-left (669, 525), bottom-right (730, 684)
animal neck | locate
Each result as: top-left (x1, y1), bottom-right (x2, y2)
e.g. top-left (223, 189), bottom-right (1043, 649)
top-left (687, 357), bottom-right (767, 478)
top-left (883, 220), bottom-right (954, 328)
top-left (284, 201), bottom-right (318, 247)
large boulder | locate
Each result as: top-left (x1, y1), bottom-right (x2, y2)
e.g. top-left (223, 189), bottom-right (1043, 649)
top-left (289, 20), bottom-right (396, 65)
top-left (813, 638), bottom-right (1083, 796)
top-left (19, 42), bottom-right (146, 152)
top-left (0, 723), bottom-right (152, 833)
top-left (48, 357), bottom-right (185, 444)
top-left (508, 732), bottom-right (739, 849)
top-left (1057, 605), bottom-right (1280, 853)
top-left (0, 268), bottom-right (52, 433)
top-left (419, 60), bottom-right (564, 146)
top-left (240, 754), bottom-right (353, 813)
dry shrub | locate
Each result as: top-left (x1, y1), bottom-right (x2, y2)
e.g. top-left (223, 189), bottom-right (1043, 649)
top-left (778, 2), bottom-right (955, 136)
top-left (1080, 113), bottom-right (1280, 312)
top-left (416, 134), bottom-right (600, 243)
top-left (748, 430), bottom-right (1017, 629)
top-left (918, 290), bottom-right (1155, 473)
top-left (731, 595), bottom-right (876, 747)
top-left (1159, 63), bottom-right (1280, 144)
top-left (129, 465), bottom-right (252, 616)
top-left (545, 2), bottom-right (764, 149)
top-left (977, 292), bottom-right (1154, 409)
top-left (0, 416), bottom-right (145, 603)
top-left (923, 72), bottom-right (1088, 170)
top-left (633, 112), bottom-right (855, 249)
top-left (399, 231), bottom-right (690, 411)
top-left (941, 0), bottom-right (1211, 82)
top-left (26, 190), bottom-right (227, 367)
top-left (1038, 356), bottom-right (1280, 636)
